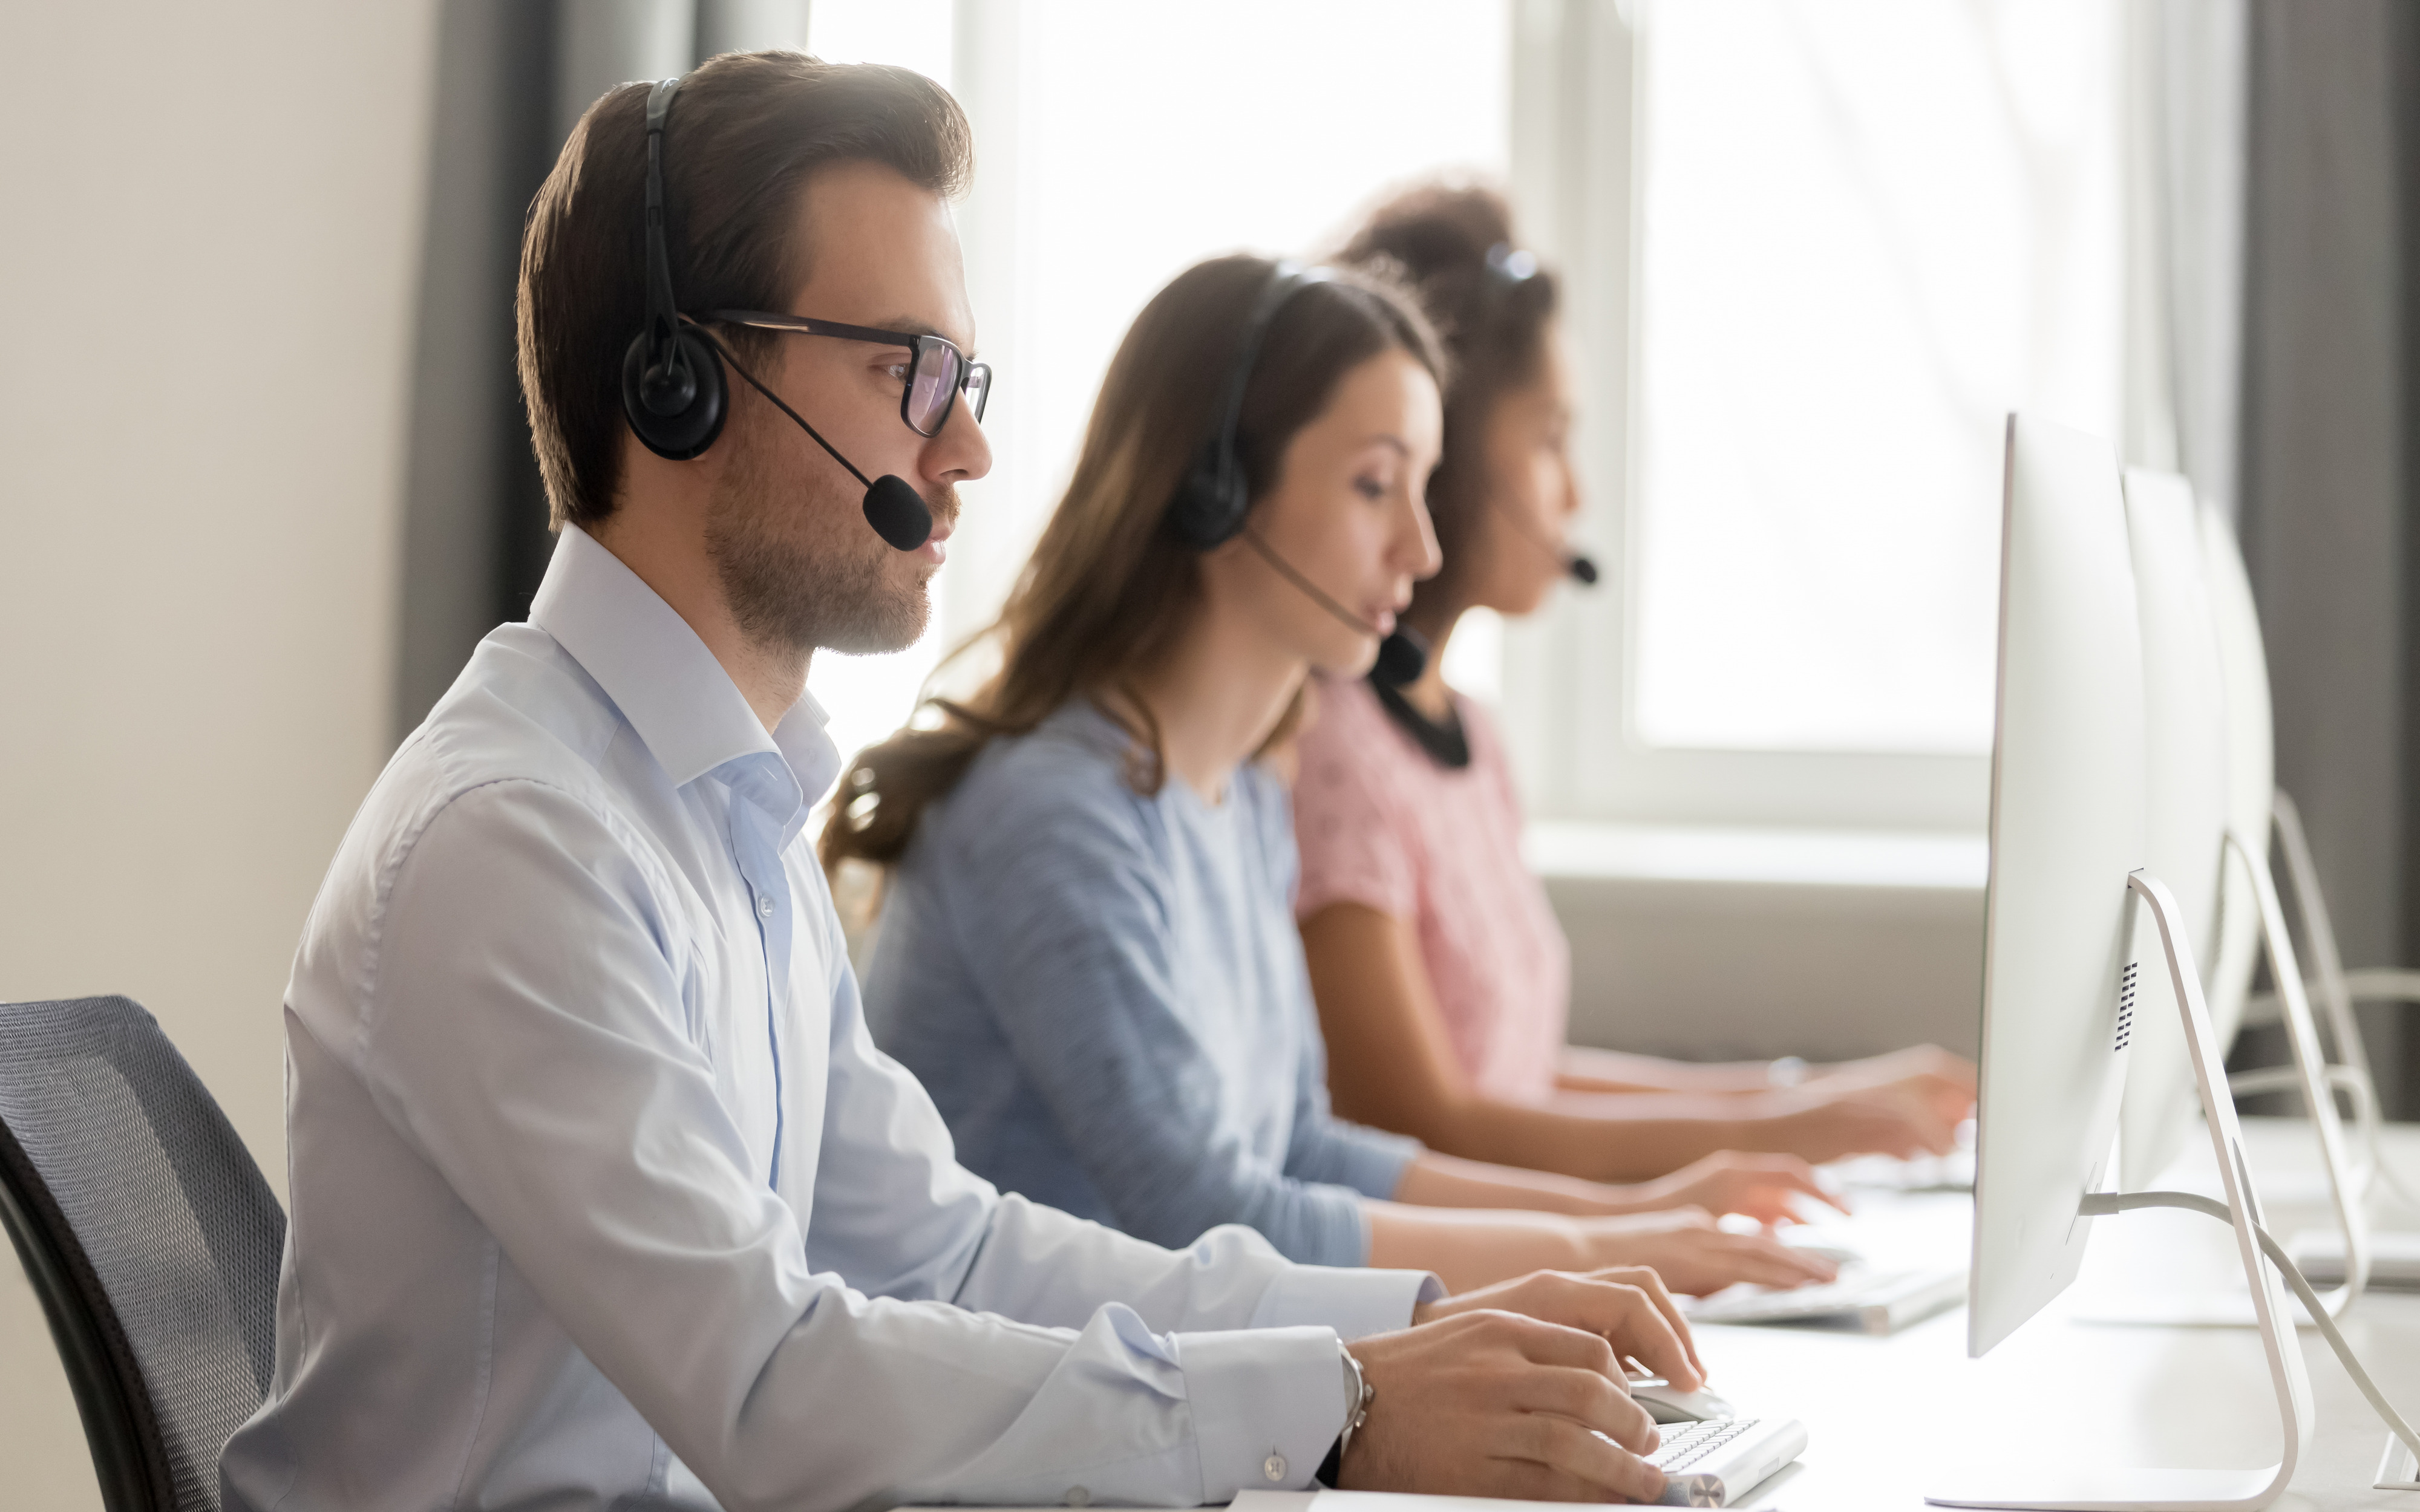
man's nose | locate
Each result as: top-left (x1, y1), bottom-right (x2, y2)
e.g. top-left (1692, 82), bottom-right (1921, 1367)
top-left (929, 396), bottom-right (993, 484)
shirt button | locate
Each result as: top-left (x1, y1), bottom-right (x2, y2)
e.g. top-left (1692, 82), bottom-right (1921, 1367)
top-left (1065, 1489), bottom-right (1090, 1507)
top-left (1263, 1452), bottom-right (1287, 1483)
top-left (758, 896), bottom-right (776, 919)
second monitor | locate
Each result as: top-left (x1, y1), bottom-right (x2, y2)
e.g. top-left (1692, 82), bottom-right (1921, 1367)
top-left (1928, 414), bottom-right (2315, 1512)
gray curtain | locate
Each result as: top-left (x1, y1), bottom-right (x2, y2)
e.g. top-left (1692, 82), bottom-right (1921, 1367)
top-left (2234, 0), bottom-right (2419, 1115)
top-left (393, 0), bottom-right (809, 738)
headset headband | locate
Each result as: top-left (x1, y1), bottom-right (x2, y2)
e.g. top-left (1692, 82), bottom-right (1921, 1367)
top-left (1202, 263), bottom-right (1332, 501)
top-left (639, 77), bottom-right (686, 379)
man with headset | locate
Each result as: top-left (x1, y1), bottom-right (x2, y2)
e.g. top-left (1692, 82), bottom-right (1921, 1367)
top-left (221, 51), bottom-right (1694, 1511)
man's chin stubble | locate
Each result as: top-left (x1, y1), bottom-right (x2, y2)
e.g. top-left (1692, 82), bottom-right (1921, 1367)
top-left (718, 536), bottom-right (930, 659)
top-left (705, 437), bottom-right (954, 658)
top-left (815, 562), bottom-right (933, 656)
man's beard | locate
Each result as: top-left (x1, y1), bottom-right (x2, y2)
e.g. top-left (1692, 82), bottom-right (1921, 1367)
top-left (703, 411), bottom-right (956, 658)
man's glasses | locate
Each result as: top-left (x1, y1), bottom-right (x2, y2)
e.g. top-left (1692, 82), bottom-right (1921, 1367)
top-left (707, 310), bottom-right (992, 438)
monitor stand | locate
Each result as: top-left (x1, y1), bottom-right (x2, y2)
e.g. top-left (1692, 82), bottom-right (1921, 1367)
top-left (2259, 792), bottom-right (2397, 1211)
top-left (2074, 823), bottom-right (2370, 1328)
top-left (1928, 870), bottom-right (2316, 1512)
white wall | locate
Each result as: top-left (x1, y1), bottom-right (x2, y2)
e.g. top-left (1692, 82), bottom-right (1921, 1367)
top-left (0, 2), bottom-right (439, 1501)
top-left (1531, 826), bottom-right (1987, 1066)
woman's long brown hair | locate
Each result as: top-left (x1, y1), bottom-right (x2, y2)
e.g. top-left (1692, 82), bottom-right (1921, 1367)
top-left (1333, 182), bottom-right (1560, 619)
top-left (820, 252), bottom-right (1444, 872)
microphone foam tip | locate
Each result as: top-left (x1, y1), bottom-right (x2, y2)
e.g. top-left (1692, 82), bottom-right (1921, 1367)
top-left (1373, 628), bottom-right (1430, 688)
top-left (864, 475), bottom-right (934, 552)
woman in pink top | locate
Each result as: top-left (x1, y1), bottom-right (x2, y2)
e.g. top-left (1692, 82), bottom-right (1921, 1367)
top-left (1292, 186), bottom-right (1976, 1186)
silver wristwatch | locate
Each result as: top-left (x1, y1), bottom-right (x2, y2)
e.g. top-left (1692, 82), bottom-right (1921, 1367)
top-left (1336, 1341), bottom-right (1373, 1463)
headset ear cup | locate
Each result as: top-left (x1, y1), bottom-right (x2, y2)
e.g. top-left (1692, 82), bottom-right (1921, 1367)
top-left (1169, 440), bottom-right (1249, 549)
top-left (620, 328), bottom-right (728, 460)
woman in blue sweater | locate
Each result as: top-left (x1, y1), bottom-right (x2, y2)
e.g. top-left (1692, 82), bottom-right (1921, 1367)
top-left (828, 255), bottom-right (1836, 1295)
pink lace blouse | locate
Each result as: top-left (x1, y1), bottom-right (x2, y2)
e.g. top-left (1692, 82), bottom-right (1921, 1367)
top-left (1290, 676), bottom-right (1571, 1104)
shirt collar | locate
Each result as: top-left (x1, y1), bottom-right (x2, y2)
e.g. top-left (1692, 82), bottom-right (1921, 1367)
top-left (529, 526), bottom-right (843, 807)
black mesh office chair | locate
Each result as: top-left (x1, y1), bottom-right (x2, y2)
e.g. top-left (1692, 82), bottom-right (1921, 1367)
top-left (0, 996), bottom-right (285, 1512)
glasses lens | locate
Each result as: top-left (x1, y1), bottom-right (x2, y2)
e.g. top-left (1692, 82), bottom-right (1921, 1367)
top-left (964, 363), bottom-right (992, 423)
top-left (908, 341), bottom-right (961, 435)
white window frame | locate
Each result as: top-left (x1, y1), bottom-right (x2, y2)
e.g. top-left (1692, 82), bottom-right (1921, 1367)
top-left (1496, 0), bottom-right (2092, 836)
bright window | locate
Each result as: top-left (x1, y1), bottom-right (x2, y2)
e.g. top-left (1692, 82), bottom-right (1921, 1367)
top-left (802, 0), bottom-right (1511, 764)
top-left (799, 0), bottom-right (959, 769)
top-left (1625, 0), bottom-right (2124, 757)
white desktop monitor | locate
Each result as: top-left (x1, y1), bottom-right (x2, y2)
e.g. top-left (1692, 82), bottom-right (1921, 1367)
top-left (2114, 469), bottom-right (2231, 1191)
top-left (2199, 504), bottom-right (2275, 1054)
top-left (1966, 414), bottom-right (2147, 1359)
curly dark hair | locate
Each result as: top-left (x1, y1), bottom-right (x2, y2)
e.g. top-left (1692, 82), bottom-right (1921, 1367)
top-left (1333, 181), bottom-right (1560, 615)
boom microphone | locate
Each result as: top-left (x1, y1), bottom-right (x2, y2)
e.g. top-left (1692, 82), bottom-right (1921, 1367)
top-left (693, 324), bottom-right (936, 552)
top-left (1491, 497), bottom-right (1597, 585)
top-left (1238, 529), bottom-right (1430, 686)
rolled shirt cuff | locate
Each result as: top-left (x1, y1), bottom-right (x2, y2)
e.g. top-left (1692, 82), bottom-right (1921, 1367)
top-left (1177, 1325), bottom-right (1349, 1500)
top-left (1251, 1264), bottom-right (1444, 1340)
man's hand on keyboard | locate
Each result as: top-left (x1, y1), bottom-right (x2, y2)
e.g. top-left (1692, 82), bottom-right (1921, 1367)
top-left (1341, 1309), bottom-right (1669, 1504)
top-left (1413, 1265), bottom-right (1705, 1389)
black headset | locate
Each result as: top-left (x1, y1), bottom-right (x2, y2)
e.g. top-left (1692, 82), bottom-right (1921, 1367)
top-left (1166, 264), bottom-right (1430, 686)
top-left (618, 76), bottom-right (934, 552)
top-left (622, 78), bottom-right (728, 461)
top-left (1167, 266), bottom-right (1328, 549)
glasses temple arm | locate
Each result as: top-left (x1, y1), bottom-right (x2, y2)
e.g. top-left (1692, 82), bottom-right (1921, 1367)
top-left (684, 321), bottom-right (875, 489)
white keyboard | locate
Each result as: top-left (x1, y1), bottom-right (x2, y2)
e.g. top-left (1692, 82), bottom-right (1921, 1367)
top-left (1830, 1149), bottom-right (1976, 1193)
top-left (1686, 1265), bottom-right (1966, 1334)
top-left (1646, 1415), bottom-right (1808, 1506)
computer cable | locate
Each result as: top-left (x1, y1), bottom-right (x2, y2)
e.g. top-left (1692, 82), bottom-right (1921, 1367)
top-left (2082, 1189), bottom-right (2420, 1490)
top-left (2360, 1100), bottom-right (2420, 1217)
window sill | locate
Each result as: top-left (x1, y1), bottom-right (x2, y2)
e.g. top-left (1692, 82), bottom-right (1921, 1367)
top-left (1523, 821), bottom-right (1988, 892)
top-left (1526, 821), bottom-right (1988, 1061)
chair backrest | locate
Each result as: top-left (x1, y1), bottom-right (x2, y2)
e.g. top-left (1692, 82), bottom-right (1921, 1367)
top-left (0, 996), bottom-right (284, 1512)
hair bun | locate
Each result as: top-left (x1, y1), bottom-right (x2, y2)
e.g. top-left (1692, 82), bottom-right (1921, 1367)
top-left (1338, 181), bottom-right (1518, 287)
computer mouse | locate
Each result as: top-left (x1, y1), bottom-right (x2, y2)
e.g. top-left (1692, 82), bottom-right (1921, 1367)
top-left (1627, 1378), bottom-right (1739, 1424)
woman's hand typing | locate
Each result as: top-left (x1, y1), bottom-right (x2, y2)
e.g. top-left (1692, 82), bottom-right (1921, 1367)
top-left (1620, 1150), bottom-right (1847, 1228)
top-left (1569, 1208), bottom-right (1838, 1295)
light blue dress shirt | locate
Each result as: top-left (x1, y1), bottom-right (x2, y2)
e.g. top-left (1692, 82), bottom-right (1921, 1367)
top-left (218, 526), bottom-right (1435, 1512)
top-left (868, 703), bottom-right (1421, 1267)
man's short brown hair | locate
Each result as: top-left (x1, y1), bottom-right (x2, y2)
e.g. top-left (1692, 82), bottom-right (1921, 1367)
top-left (517, 51), bottom-right (972, 530)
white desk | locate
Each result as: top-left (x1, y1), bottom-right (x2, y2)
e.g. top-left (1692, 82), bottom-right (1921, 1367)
top-left (1641, 1116), bottom-right (2420, 1512)
top-left (939, 1118), bottom-right (2420, 1511)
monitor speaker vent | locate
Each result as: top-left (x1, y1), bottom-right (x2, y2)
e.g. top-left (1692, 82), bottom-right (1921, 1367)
top-left (2114, 960), bottom-right (2138, 1052)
